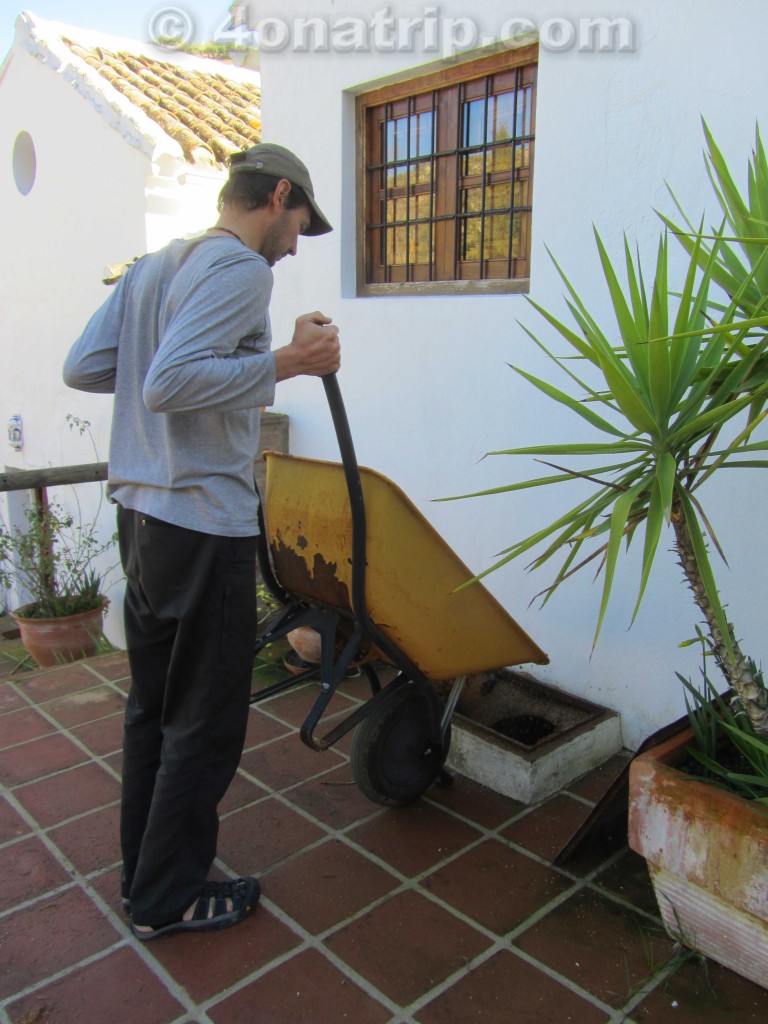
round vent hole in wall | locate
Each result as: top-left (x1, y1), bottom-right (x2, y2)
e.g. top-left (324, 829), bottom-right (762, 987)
top-left (13, 131), bottom-right (36, 195)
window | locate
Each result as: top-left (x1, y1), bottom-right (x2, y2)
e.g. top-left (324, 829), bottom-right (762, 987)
top-left (357, 46), bottom-right (537, 296)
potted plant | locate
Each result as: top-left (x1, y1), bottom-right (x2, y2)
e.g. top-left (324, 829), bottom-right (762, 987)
top-left (0, 418), bottom-right (117, 667)
top-left (448, 125), bottom-right (768, 986)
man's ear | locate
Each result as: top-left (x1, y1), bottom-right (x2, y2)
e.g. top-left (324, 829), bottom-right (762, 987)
top-left (273, 178), bottom-right (292, 208)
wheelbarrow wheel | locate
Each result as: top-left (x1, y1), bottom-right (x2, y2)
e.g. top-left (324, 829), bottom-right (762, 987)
top-left (351, 684), bottom-right (450, 807)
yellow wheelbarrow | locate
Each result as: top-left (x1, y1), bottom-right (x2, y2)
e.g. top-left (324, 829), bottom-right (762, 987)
top-left (251, 375), bottom-right (548, 806)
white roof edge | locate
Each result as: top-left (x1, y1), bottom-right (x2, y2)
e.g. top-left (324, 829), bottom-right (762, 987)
top-left (16, 10), bottom-right (261, 84)
top-left (12, 11), bottom-right (259, 172)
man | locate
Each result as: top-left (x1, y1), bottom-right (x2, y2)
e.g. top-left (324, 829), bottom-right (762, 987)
top-left (63, 143), bottom-right (340, 940)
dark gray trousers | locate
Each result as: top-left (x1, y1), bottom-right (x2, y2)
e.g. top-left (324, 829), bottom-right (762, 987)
top-left (116, 507), bottom-right (256, 926)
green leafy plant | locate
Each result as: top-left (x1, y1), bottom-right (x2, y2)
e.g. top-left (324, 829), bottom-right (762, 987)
top-left (0, 418), bottom-right (117, 619)
top-left (661, 121), bottom-right (768, 325)
top-left (446, 130), bottom-right (768, 737)
top-left (681, 649), bottom-right (768, 804)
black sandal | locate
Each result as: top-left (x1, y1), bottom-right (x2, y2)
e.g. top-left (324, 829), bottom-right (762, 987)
top-left (131, 876), bottom-right (260, 941)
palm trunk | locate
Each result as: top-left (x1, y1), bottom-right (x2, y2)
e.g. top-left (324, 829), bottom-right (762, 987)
top-left (671, 502), bottom-right (768, 735)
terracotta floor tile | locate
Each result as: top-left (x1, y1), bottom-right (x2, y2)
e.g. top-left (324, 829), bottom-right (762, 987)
top-left (321, 709), bottom-right (361, 756)
top-left (240, 732), bottom-right (345, 792)
top-left (634, 956), bottom-right (768, 1022)
top-left (324, 889), bottom-right (492, 1006)
top-left (0, 732), bottom-right (88, 787)
top-left (426, 772), bottom-right (526, 830)
top-left (420, 839), bottom-right (573, 935)
top-left (415, 948), bottom-right (610, 1024)
top-left (44, 685), bottom-right (126, 727)
top-left (15, 664), bottom-right (99, 703)
top-left (0, 681), bottom-right (30, 714)
top-left (554, 819), bottom-right (630, 879)
top-left (217, 798), bottom-right (326, 875)
top-left (148, 904), bottom-right (301, 1003)
top-left (257, 683), bottom-right (358, 729)
top-left (208, 947), bottom-right (391, 1024)
top-left (103, 750), bottom-right (123, 776)
top-left (513, 888), bottom-right (676, 1009)
top-left (7, 945), bottom-right (184, 1024)
top-left (89, 865), bottom-right (128, 919)
top-left (283, 762), bottom-right (385, 831)
top-left (48, 803), bottom-right (121, 875)
top-left (566, 752), bottom-right (633, 802)
top-left (0, 835), bottom-right (72, 911)
top-left (348, 801), bottom-right (482, 878)
top-left (501, 793), bottom-right (593, 862)
top-left (15, 761), bottom-right (121, 827)
top-left (0, 886), bottom-right (120, 999)
top-left (72, 712), bottom-right (124, 756)
top-left (264, 837), bottom-right (400, 934)
top-left (593, 849), bottom-right (660, 918)
top-left (242, 707), bottom-right (293, 749)
top-left (0, 795), bottom-right (32, 842)
top-left (84, 652), bottom-right (131, 682)
top-left (218, 769), bottom-right (269, 814)
top-left (0, 706), bottom-right (55, 749)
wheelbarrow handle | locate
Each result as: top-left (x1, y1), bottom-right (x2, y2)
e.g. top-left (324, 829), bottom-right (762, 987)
top-left (321, 373), bottom-right (367, 617)
top-left (320, 373), bottom-right (431, 689)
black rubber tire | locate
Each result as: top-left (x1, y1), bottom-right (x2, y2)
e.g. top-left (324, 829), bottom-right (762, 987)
top-left (350, 684), bottom-right (451, 807)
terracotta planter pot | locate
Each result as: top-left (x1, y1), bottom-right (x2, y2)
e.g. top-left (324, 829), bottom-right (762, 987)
top-left (628, 727), bottom-right (768, 989)
top-left (11, 599), bottom-right (107, 668)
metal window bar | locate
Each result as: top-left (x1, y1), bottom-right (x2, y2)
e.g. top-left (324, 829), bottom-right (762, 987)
top-left (477, 75), bottom-right (491, 280)
top-left (384, 103), bottom-right (391, 283)
top-left (429, 91), bottom-right (437, 280)
top-left (453, 83), bottom-right (464, 279)
top-left (405, 97), bottom-right (412, 279)
top-left (507, 69), bottom-right (520, 277)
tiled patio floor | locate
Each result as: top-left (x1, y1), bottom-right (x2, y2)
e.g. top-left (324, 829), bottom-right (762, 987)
top-left (1, 636), bottom-right (767, 1023)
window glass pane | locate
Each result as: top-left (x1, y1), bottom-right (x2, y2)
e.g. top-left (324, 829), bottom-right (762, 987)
top-left (411, 110), bottom-right (434, 156)
top-left (515, 141), bottom-right (531, 172)
top-left (517, 86), bottom-right (533, 135)
top-left (462, 187), bottom-right (483, 214)
top-left (485, 214), bottom-right (511, 260)
top-left (514, 178), bottom-right (530, 207)
top-left (394, 117), bottom-right (408, 160)
top-left (463, 97), bottom-right (486, 148)
top-left (489, 144), bottom-right (513, 174)
top-left (386, 119), bottom-right (396, 163)
top-left (487, 92), bottom-right (515, 143)
top-left (512, 211), bottom-right (530, 258)
top-left (462, 97), bottom-right (486, 175)
top-left (388, 224), bottom-right (410, 266)
top-left (460, 216), bottom-right (482, 261)
top-left (414, 159), bottom-right (432, 185)
top-left (409, 223), bottom-right (432, 264)
top-left (488, 182), bottom-right (511, 210)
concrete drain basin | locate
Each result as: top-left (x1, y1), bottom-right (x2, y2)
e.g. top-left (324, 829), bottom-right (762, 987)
top-left (445, 669), bottom-right (622, 804)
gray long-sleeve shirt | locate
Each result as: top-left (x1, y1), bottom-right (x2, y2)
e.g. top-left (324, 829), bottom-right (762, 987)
top-left (63, 236), bottom-right (277, 536)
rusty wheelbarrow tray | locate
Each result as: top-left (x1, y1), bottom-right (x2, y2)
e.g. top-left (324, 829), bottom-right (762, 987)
top-left (251, 376), bottom-right (548, 805)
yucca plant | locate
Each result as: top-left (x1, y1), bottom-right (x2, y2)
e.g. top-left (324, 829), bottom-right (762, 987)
top-left (448, 226), bottom-right (768, 735)
top-left (661, 121), bottom-right (768, 324)
top-left (682, 668), bottom-right (768, 805)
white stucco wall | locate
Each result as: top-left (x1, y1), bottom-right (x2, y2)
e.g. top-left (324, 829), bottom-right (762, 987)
top-left (0, 38), bottom-right (230, 644)
top-left (0, 43), bottom-right (149, 640)
top-left (255, 0), bottom-right (768, 748)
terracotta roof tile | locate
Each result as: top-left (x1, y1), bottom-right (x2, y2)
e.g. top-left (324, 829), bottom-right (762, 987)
top-left (62, 39), bottom-right (261, 166)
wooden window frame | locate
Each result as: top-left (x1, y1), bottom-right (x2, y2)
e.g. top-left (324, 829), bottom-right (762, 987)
top-left (356, 45), bottom-right (537, 298)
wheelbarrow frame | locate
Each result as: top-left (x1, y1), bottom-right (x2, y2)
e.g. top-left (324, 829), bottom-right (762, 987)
top-left (251, 375), bottom-right (447, 761)
top-left (251, 374), bottom-right (547, 805)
